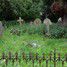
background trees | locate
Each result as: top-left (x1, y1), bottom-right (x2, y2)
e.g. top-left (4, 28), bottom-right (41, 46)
top-left (0, 0), bottom-right (67, 26)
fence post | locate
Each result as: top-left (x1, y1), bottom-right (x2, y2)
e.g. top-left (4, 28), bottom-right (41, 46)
top-left (35, 53), bottom-right (39, 61)
top-left (29, 52), bottom-right (33, 60)
top-left (46, 58), bottom-right (48, 67)
top-left (62, 60), bottom-right (64, 67)
top-left (22, 52), bottom-right (26, 60)
top-left (15, 52), bottom-right (18, 61)
top-left (32, 59), bottom-right (34, 67)
top-left (8, 52), bottom-right (12, 60)
top-left (49, 52), bottom-right (52, 62)
top-left (65, 54), bottom-right (67, 62)
top-left (39, 58), bottom-right (42, 67)
top-left (58, 53), bottom-right (61, 61)
top-left (5, 58), bottom-right (8, 67)
top-left (2, 52), bottom-right (5, 59)
top-left (54, 49), bottom-right (56, 67)
top-left (42, 53), bottom-right (45, 61)
top-left (12, 58), bottom-right (14, 65)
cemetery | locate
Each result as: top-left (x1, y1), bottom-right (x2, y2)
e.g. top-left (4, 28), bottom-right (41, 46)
top-left (0, 0), bottom-right (67, 67)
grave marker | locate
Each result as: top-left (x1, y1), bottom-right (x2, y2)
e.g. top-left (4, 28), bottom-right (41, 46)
top-left (17, 17), bottom-right (24, 26)
top-left (43, 18), bottom-right (52, 36)
top-left (0, 21), bottom-right (3, 38)
top-left (34, 18), bottom-right (41, 26)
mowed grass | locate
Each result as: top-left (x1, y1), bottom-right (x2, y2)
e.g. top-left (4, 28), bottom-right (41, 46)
top-left (0, 24), bottom-right (67, 56)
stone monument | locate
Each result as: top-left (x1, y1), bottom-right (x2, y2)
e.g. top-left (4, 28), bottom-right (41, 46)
top-left (0, 21), bottom-right (3, 38)
top-left (34, 18), bottom-right (41, 26)
top-left (43, 18), bottom-right (52, 36)
top-left (17, 17), bottom-right (24, 26)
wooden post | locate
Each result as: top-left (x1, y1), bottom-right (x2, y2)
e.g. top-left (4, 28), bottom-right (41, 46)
top-left (22, 52), bottom-right (26, 60)
top-left (15, 52), bottom-right (18, 61)
top-left (65, 54), bottom-right (67, 62)
top-left (62, 60), bottom-right (64, 67)
top-left (2, 52), bottom-right (5, 59)
top-left (12, 58), bottom-right (14, 65)
top-left (35, 53), bottom-right (39, 61)
top-left (32, 59), bottom-right (34, 67)
top-left (29, 52), bottom-right (33, 60)
top-left (5, 58), bottom-right (8, 67)
top-left (58, 53), bottom-right (61, 61)
top-left (39, 58), bottom-right (42, 67)
top-left (8, 52), bottom-right (12, 60)
top-left (54, 49), bottom-right (56, 67)
top-left (46, 58), bottom-right (48, 67)
top-left (42, 53), bottom-right (45, 60)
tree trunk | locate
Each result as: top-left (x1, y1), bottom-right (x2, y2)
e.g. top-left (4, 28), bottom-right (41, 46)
top-left (62, 1), bottom-right (67, 26)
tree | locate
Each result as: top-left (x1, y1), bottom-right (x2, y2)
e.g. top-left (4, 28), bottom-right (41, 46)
top-left (0, 0), bottom-right (16, 20)
top-left (51, 0), bottom-right (67, 26)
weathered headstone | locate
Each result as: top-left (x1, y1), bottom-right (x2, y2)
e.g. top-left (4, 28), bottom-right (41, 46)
top-left (0, 21), bottom-right (3, 37)
top-left (30, 21), bottom-right (33, 26)
top-left (58, 17), bottom-right (62, 22)
top-left (58, 17), bottom-right (62, 25)
top-left (17, 17), bottom-right (24, 26)
top-left (34, 18), bottom-right (41, 26)
top-left (43, 18), bottom-right (52, 36)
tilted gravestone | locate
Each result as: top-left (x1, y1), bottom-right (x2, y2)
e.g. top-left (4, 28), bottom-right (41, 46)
top-left (0, 21), bottom-right (3, 37)
top-left (43, 18), bottom-right (52, 36)
top-left (34, 18), bottom-right (41, 26)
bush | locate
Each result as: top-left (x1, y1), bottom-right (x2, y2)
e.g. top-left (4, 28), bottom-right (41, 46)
top-left (10, 0), bottom-right (43, 20)
top-left (50, 23), bottom-right (67, 38)
top-left (0, 0), bottom-right (16, 20)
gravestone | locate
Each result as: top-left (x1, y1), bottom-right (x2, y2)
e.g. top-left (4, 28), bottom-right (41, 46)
top-left (58, 17), bottom-right (62, 25)
top-left (34, 18), bottom-right (41, 26)
top-left (17, 17), bottom-right (24, 26)
top-left (0, 21), bottom-right (3, 37)
top-left (30, 21), bottom-right (33, 26)
top-left (43, 18), bottom-right (52, 36)
top-left (10, 28), bottom-right (21, 36)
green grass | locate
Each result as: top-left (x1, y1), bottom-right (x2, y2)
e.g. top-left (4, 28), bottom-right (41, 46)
top-left (0, 24), bottom-right (67, 55)
top-left (0, 23), bottom-right (67, 67)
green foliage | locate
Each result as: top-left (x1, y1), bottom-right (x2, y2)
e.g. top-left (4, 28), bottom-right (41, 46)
top-left (19, 23), bottom-right (45, 35)
top-left (50, 23), bottom-right (67, 38)
top-left (10, 0), bottom-right (43, 20)
top-left (0, 0), bottom-right (16, 20)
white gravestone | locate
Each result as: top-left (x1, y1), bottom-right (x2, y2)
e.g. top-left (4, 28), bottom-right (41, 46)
top-left (43, 18), bottom-right (52, 36)
top-left (0, 21), bottom-right (3, 37)
top-left (58, 17), bottom-right (62, 23)
top-left (17, 17), bottom-right (24, 26)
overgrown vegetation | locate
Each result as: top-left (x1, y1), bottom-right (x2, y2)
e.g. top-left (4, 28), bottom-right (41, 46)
top-left (3, 21), bottom-right (67, 38)
top-left (0, 23), bottom-right (67, 55)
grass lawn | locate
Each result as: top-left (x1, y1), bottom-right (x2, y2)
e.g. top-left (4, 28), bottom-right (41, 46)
top-left (0, 24), bottom-right (67, 67)
top-left (0, 24), bottom-right (67, 55)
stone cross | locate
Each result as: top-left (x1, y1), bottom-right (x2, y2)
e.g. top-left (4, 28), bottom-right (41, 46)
top-left (0, 21), bottom-right (3, 38)
top-left (43, 18), bottom-right (52, 36)
top-left (17, 17), bottom-right (24, 26)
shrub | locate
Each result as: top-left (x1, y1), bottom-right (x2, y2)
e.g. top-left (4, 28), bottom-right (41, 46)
top-left (0, 0), bottom-right (16, 20)
top-left (20, 23), bottom-right (45, 35)
top-left (50, 23), bottom-right (67, 38)
top-left (10, 0), bottom-right (43, 20)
